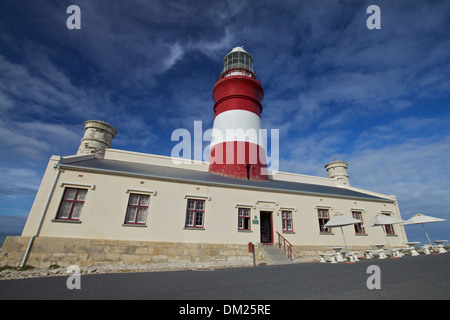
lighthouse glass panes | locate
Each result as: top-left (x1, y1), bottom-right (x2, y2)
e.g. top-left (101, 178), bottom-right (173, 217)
top-left (124, 194), bottom-right (149, 225)
top-left (56, 188), bottom-right (87, 220)
top-left (222, 50), bottom-right (254, 75)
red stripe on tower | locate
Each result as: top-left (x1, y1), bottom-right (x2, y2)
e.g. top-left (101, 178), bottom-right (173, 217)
top-left (208, 47), bottom-right (268, 181)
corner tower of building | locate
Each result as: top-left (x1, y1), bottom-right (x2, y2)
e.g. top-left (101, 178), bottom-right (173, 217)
top-left (208, 47), bottom-right (268, 180)
top-left (325, 159), bottom-right (350, 186)
top-left (76, 120), bottom-right (117, 157)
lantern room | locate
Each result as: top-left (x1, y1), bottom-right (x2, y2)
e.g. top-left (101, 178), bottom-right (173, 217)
top-left (221, 46), bottom-right (255, 78)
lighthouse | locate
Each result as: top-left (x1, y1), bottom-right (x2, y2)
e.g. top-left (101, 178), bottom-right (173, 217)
top-left (208, 47), bottom-right (268, 180)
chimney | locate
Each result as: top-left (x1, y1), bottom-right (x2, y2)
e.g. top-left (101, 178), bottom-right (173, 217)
top-left (76, 120), bottom-right (117, 157)
top-left (325, 159), bottom-right (350, 186)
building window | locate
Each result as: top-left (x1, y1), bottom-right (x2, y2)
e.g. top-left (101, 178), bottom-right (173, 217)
top-left (318, 208), bottom-right (331, 233)
top-left (238, 207), bottom-right (251, 230)
top-left (56, 188), bottom-right (87, 221)
top-left (124, 193), bottom-right (150, 225)
top-left (282, 210), bottom-right (293, 232)
top-left (382, 213), bottom-right (395, 235)
top-left (185, 199), bottom-right (205, 228)
top-left (352, 211), bottom-right (365, 234)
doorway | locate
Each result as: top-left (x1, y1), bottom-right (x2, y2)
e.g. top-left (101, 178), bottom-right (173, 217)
top-left (260, 211), bottom-right (273, 245)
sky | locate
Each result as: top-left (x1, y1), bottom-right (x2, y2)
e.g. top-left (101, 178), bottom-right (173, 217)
top-left (0, 0), bottom-right (449, 245)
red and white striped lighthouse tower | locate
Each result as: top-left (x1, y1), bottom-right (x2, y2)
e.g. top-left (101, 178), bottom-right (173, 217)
top-left (208, 47), bottom-right (268, 181)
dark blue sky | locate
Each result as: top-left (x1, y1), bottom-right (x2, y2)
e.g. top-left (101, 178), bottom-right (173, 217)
top-left (0, 0), bottom-right (449, 243)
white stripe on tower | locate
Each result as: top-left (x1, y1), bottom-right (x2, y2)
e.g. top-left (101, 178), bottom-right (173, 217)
top-left (210, 110), bottom-right (264, 149)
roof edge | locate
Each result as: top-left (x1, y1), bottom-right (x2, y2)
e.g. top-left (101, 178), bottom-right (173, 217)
top-left (58, 161), bottom-right (395, 204)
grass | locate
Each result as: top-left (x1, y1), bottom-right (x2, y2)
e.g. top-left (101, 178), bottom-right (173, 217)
top-left (0, 265), bottom-right (35, 272)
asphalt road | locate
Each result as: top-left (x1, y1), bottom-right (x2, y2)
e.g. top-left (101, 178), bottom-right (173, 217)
top-left (0, 254), bottom-right (449, 302)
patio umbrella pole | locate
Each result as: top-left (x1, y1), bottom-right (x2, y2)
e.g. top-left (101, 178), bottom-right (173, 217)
top-left (382, 226), bottom-right (392, 252)
top-left (421, 223), bottom-right (432, 245)
top-left (340, 226), bottom-right (348, 251)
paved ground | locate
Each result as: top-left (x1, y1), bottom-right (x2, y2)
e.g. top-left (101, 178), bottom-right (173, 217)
top-left (0, 254), bottom-right (448, 302)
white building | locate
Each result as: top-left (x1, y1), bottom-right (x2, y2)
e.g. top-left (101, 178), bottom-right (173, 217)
top-left (0, 48), bottom-right (408, 268)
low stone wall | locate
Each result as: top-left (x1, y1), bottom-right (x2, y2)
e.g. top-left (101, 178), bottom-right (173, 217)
top-left (0, 236), bottom-right (263, 268)
top-left (291, 245), bottom-right (389, 259)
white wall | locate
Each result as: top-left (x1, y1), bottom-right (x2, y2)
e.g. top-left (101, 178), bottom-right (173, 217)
top-left (22, 154), bottom-right (408, 249)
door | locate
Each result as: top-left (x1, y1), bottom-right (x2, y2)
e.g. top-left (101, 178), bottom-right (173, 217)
top-left (260, 211), bottom-right (273, 244)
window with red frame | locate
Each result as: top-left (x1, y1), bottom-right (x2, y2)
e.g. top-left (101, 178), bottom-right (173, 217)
top-left (124, 193), bottom-right (150, 225)
top-left (185, 199), bottom-right (205, 228)
top-left (56, 188), bottom-right (87, 220)
top-left (282, 210), bottom-right (293, 232)
top-left (382, 213), bottom-right (395, 235)
top-left (352, 211), bottom-right (365, 234)
top-left (318, 208), bottom-right (330, 233)
top-left (238, 207), bottom-right (251, 230)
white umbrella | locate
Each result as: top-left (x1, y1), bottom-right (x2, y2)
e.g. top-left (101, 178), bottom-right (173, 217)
top-left (402, 214), bottom-right (446, 245)
top-left (363, 215), bottom-right (405, 251)
top-left (325, 214), bottom-right (362, 251)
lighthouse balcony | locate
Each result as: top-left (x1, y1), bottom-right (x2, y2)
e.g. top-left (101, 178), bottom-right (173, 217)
top-left (218, 67), bottom-right (261, 83)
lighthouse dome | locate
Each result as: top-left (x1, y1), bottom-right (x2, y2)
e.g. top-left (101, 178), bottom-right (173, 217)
top-left (229, 46), bottom-right (247, 53)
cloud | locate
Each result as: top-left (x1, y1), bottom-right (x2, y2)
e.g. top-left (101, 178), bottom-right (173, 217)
top-left (0, 0), bottom-right (449, 239)
top-left (0, 215), bottom-right (27, 234)
top-left (0, 49), bottom-right (108, 122)
top-left (0, 165), bottom-right (43, 196)
top-left (163, 42), bottom-right (185, 70)
top-left (0, 165), bottom-right (40, 234)
top-left (194, 27), bottom-right (235, 58)
top-left (337, 115), bottom-right (450, 227)
top-left (252, 0), bottom-right (450, 138)
top-left (347, 136), bottom-right (450, 242)
top-left (0, 118), bottom-right (82, 161)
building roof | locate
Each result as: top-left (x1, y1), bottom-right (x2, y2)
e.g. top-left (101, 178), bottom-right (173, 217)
top-left (59, 157), bottom-right (394, 203)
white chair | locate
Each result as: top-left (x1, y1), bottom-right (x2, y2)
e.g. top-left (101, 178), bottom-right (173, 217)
top-left (421, 245), bottom-right (432, 255)
top-left (364, 250), bottom-right (374, 259)
top-left (318, 252), bottom-right (337, 263)
top-left (390, 248), bottom-right (403, 258)
top-left (377, 249), bottom-right (387, 259)
top-left (408, 246), bottom-right (420, 256)
top-left (346, 252), bottom-right (360, 262)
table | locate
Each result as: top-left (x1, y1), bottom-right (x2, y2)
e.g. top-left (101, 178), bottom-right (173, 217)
top-left (329, 247), bottom-right (346, 262)
top-left (404, 242), bottom-right (420, 256)
top-left (373, 244), bottom-right (387, 259)
top-left (433, 240), bottom-right (448, 253)
top-left (422, 244), bottom-right (432, 255)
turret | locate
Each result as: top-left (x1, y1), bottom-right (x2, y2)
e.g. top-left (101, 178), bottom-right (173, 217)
top-left (325, 159), bottom-right (350, 186)
top-left (76, 120), bottom-right (117, 157)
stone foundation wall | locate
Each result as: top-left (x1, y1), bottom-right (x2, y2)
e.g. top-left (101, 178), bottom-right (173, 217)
top-left (0, 236), bottom-right (263, 268)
